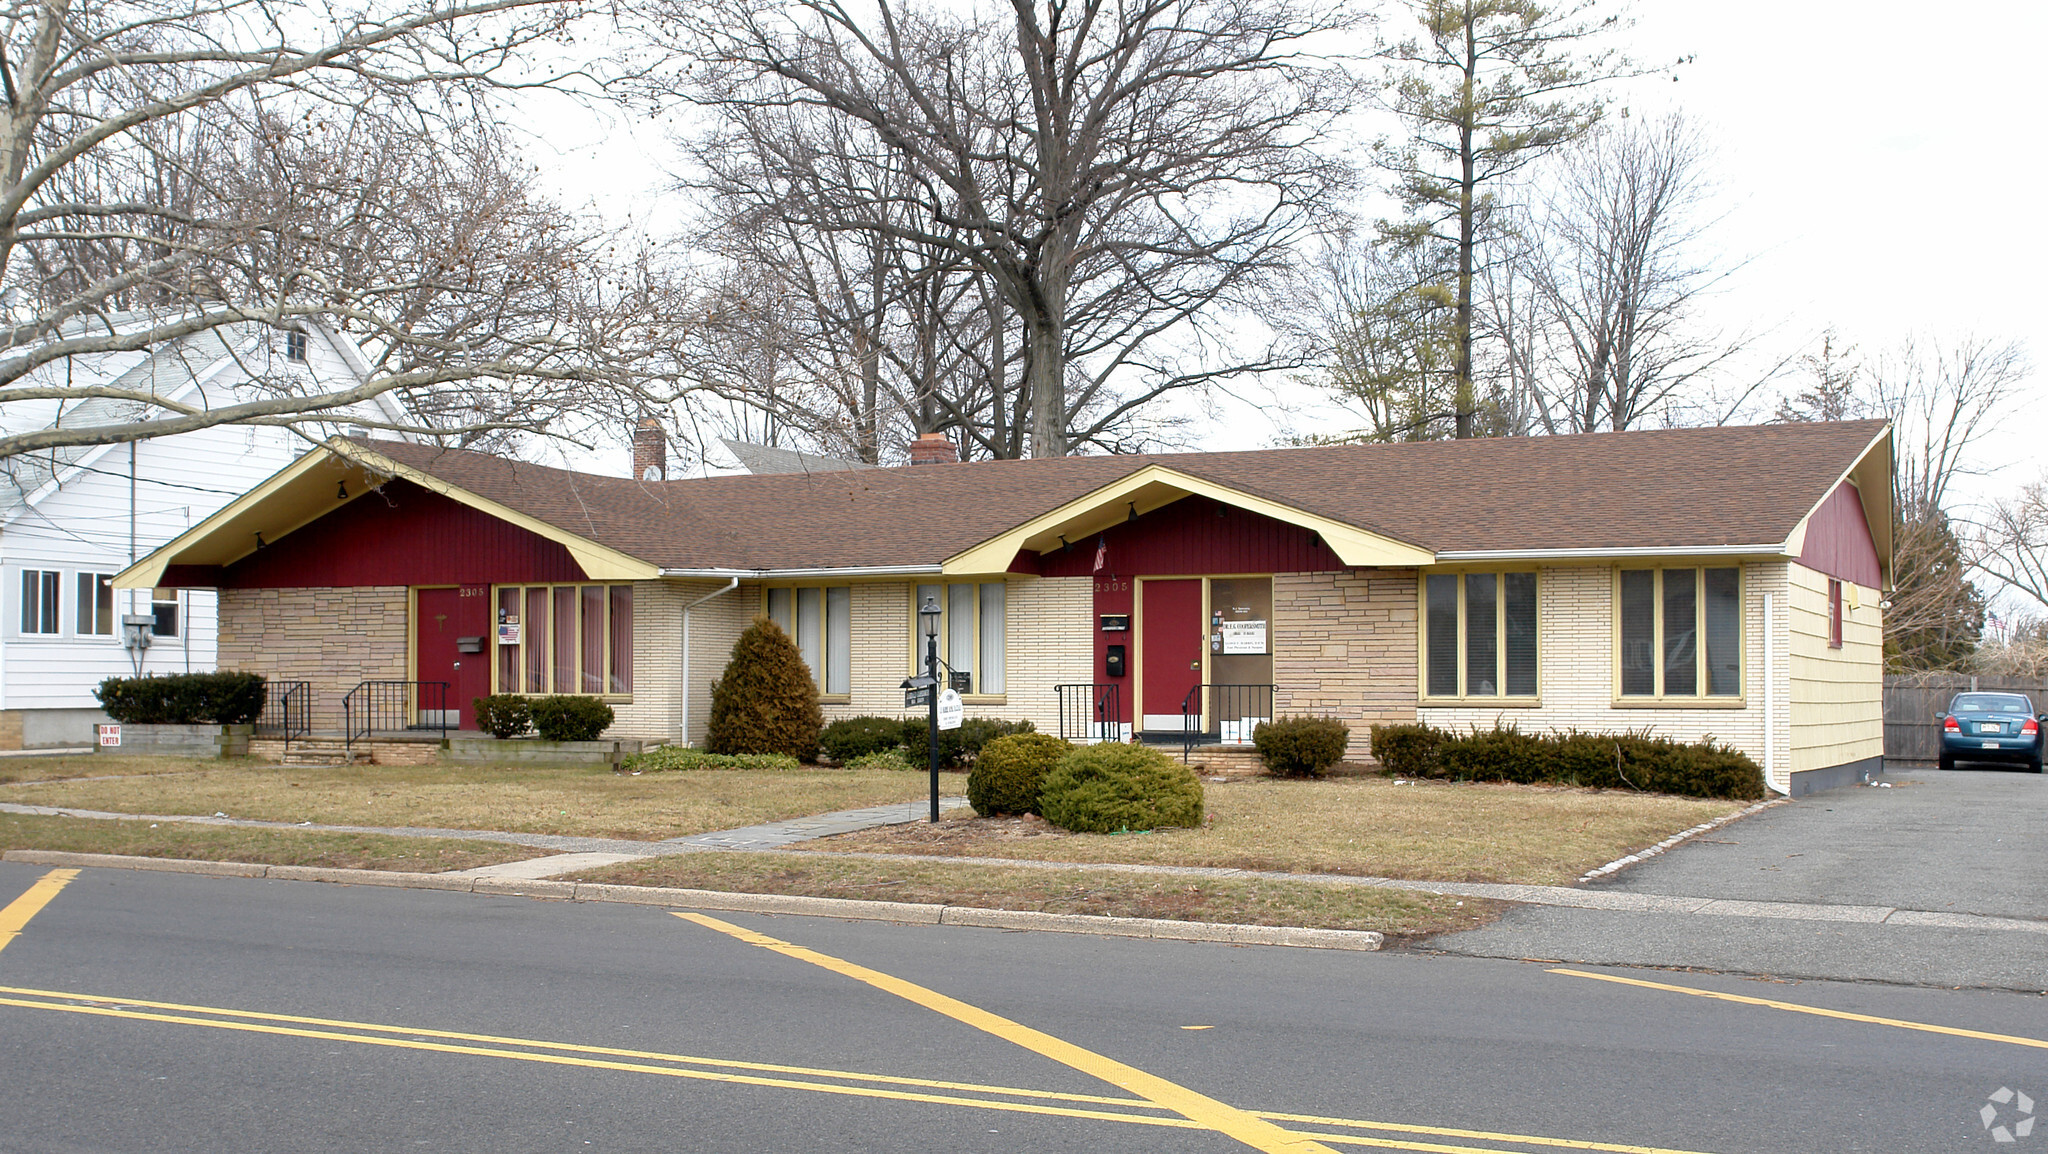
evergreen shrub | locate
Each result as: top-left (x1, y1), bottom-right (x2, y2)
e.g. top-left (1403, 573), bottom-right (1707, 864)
top-left (846, 749), bottom-right (920, 772)
top-left (967, 733), bottom-right (1073, 816)
top-left (621, 746), bottom-right (802, 772)
top-left (529, 696), bottom-right (615, 742)
top-left (706, 617), bottom-right (824, 760)
top-left (819, 716), bottom-right (906, 763)
top-left (95, 672), bottom-right (267, 725)
top-left (897, 715), bottom-right (1034, 768)
top-left (1038, 743), bottom-right (1204, 834)
top-left (1252, 716), bottom-right (1351, 777)
top-left (472, 695), bottom-right (532, 739)
top-left (1366, 722), bottom-right (1764, 800)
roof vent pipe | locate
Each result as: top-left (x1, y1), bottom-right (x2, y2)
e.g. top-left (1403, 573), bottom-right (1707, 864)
top-left (907, 432), bottom-right (958, 465)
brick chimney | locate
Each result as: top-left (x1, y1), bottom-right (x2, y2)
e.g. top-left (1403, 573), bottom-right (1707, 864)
top-left (632, 417), bottom-right (666, 482)
top-left (908, 432), bottom-right (958, 465)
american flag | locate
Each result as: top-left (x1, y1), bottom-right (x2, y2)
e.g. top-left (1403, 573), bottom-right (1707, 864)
top-left (1093, 535), bottom-right (1107, 573)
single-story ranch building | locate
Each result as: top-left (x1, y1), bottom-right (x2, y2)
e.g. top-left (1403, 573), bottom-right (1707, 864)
top-left (115, 419), bottom-right (1891, 797)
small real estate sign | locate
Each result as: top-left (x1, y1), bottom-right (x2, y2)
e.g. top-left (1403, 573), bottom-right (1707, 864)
top-left (96, 723), bottom-right (121, 748)
top-left (936, 689), bottom-right (964, 731)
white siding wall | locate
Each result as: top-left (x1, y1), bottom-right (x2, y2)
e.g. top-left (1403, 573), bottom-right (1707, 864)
top-left (1419, 563), bottom-right (1792, 782)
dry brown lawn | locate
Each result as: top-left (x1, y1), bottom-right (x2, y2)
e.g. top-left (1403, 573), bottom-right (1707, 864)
top-left (0, 754), bottom-right (216, 785)
top-left (0, 756), bottom-right (944, 841)
top-left (803, 776), bottom-right (1744, 886)
top-left (570, 852), bottom-right (1499, 938)
top-left (0, 812), bottom-right (543, 872)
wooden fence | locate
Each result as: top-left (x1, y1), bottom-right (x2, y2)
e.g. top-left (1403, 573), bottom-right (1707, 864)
top-left (1884, 674), bottom-right (2047, 763)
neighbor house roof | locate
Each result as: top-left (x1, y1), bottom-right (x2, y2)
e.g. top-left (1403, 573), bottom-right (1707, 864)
top-left (117, 419), bottom-right (1893, 587)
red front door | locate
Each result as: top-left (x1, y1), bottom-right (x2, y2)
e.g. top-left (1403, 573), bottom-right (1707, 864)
top-left (415, 586), bottom-right (492, 729)
top-left (1140, 579), bottom-right (1203, 727)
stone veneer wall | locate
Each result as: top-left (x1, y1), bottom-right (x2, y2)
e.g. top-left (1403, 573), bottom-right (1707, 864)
top-left (1272, 569), bottom-right (1421, 760)
top-left (217, 586), bottom-right (408, 732)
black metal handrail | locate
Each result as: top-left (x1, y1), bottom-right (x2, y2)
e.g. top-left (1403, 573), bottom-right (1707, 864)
top-left (343, 680), bottom-right (450, 755)
top-left (1054, 682), bottom-right (1123, 744)
top-left (1178, 683), bottom-right (1277, 762)
top-left (254, 680), bottom-right (312, 750)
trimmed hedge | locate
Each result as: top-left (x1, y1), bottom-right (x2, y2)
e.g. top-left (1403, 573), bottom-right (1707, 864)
top-left (530, 695), bottom-right (615, 742)
top-left (967, 733), bottom-right (1073, 816)
top-left (1252, 716), bottom-right (1351, 778)
top-left (898, 716), bottom-right (1035, 769)
top-left (621, 746), bottom-right (804, 773)
top-left (1039, 743), bottom-right (1204, 834)
top-left (706, 617), bottom-right (824, 760)
top-left (472, 695), bottom-right (532, 739)
top-left (846, 749), bottom-right (920, 772)
top-left (95, 672), bottom-right (267, 725)
top-left (819, 716), bottom-right (906, 763)
top-left (1367, 722), bottom-right (1765, 800)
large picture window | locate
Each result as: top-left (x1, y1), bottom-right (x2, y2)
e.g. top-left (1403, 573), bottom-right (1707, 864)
top-left (913, 582), bottom-right (1006, 696)
top-left (1423, 572), bottom-right (1537, 699)
top-left (766, 586), bottom-right (851, 696)
top-left (19, 569), bottom-right (58, 635)
top-left (1618, 567), bottom-right (1740, 699)
top-left (494, 584), bottom-right (633, 696)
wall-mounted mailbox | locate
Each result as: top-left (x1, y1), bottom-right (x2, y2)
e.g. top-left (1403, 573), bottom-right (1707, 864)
top-left (1105, 644), bottom-right (1127, 679)
top-left (455, 636), bottom-right (486, 654)
top-left (1099, 614), bottom-right (1130, 632)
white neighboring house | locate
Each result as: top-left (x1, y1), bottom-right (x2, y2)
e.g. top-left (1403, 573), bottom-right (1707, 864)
top-left (0, 316), bottom-right (410, 748)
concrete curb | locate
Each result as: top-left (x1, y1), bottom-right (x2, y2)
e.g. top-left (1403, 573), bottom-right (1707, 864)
top-left (0, 849), bottom-right (1383, 951)
top-left (1577, 798), bottom-right (1787, 883)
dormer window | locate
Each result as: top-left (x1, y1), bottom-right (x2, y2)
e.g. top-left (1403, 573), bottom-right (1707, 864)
top-left (284, 329), bottom-right (307, 362)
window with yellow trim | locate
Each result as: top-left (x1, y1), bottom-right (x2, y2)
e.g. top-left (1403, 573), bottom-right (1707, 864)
top-left (912, 582), bottom-right (1006, 695)
top-left (766, 587), bottom-right (850, 696)
top-left (1617, 567), bottom-right (1740, 698)
top-left (493, 584), bottom-right (633, 695)
top-left (1423, 572), bottom-right (1537, 698)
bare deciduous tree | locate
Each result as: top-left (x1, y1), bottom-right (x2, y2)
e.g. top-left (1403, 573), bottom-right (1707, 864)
top-left (657, 0), bottom-right (1356, 458)
top-left (0, 0), bottom-right (684, 458)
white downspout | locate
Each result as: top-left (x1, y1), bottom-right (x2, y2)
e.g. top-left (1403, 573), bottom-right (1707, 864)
top-left (1763, 591), bottom-right (1783, 795)
top-left (679, 578), bottom-right (740, 748)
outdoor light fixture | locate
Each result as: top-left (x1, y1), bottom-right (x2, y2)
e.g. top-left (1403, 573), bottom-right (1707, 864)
top-left (920, 595), bottom-right (941, 638)
top-left (1127, 501), bottom-right (1138, 522)
top-left (337, 480), bottom-right (348, 499)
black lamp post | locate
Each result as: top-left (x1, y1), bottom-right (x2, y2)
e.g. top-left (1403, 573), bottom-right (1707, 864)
top-left (919, 595), bottom-right (942, 821)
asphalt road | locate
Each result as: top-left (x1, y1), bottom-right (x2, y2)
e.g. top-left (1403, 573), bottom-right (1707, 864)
top-left (3, 861), bottom-right (2045, 1153)
top-left (1428, 768), bottom-right (2048, 989)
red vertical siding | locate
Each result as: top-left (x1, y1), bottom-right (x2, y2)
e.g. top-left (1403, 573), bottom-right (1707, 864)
top-left (1797, 482), bottom-right (1884, 588)
top-left (213, 479), bottom-right (590, 588)
top-left (1032, 495), bottom-right (1347, 578)
top-left (1092, 574), bottom-right (1133, 722)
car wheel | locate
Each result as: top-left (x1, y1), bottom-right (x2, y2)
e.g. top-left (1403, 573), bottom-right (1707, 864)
top-left (2032, 755), bottom-right (2045, 775)
top-left (1938, 752), bottom-right (1955, 771)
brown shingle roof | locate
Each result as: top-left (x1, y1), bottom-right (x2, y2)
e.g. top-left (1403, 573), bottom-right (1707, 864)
top-left (355, 419), bottom-right (1889, 571)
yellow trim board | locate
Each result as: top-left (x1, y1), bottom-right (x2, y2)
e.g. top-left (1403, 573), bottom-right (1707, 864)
top-left (942, 465), bottom-right (1434, 576)
top-left (115, 439), bottom-right (657, 590)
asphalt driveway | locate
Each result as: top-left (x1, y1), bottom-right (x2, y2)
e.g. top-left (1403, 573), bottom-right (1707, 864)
top-left (1425, 766), bottom-right (2048, 988)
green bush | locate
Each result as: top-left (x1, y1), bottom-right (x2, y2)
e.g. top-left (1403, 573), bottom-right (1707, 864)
top-left (847, 749), bottom-right (920, 772)
top-left (1367, 722), bottom-right (1764, 800)
top-left (621, 746), bottom-right (804, 772)
top-left (529, 695), bottom-right (615, 742)
top-left (1039, 743), bottom-right (1204, 834)
top-left (897, 715), bottom-right (1035, 769)
top-left (967, 733), bottom-right (1073, 816)
top-left (95, 672), bottom-right (267, 725)
top-left (1252, 716), bottom-right (1351, 778)
top-left (706, 617), bottom-right (824, 760)
top-left (471, 695), bottom-right (532, 739)
top-left (819, 716), bottom-right (906, 763)
top-left (1368, 723), bottom-right (1443, 778)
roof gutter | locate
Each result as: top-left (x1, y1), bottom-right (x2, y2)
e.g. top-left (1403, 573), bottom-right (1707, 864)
top-left (1432, 544), bottom-right (1789, 563)
top-left (658, 564), bottom-right (944, 580)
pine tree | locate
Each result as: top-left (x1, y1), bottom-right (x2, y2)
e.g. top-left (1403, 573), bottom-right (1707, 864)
top-left (705, 617), bottom-right (825, 759)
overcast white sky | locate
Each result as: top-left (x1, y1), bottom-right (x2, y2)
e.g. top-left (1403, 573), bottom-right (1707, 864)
top-left (535, 1), bottom-right (2045, 502)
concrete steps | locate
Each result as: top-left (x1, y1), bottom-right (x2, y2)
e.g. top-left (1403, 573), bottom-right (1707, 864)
top-left (279, 738), bottom-right (359, 767)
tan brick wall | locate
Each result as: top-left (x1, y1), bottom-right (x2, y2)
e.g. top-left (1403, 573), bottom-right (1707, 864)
top-left (1273, 569), bottom-right (1421, 760)
top-left (0, 711), bottom-right (22, 751)
top-left (1416, 563), bottom-right (1790, 782)
top-left (217, 586), bottom-right (407, 731)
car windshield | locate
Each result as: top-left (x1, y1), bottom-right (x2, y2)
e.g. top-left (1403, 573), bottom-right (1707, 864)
top-left (1951, 693), bottom-right (2034, 714)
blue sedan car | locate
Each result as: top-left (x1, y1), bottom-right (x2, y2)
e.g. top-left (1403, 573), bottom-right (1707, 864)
top-left (1938, 692), bottom-right (2045, 772)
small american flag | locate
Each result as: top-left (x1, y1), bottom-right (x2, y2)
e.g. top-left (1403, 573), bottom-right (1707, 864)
top-left (1092, 535), bottom-right (1107, 573)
